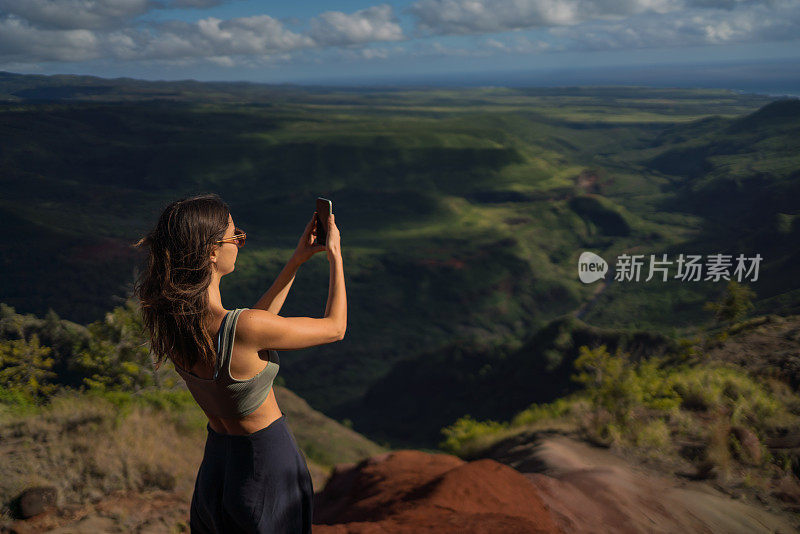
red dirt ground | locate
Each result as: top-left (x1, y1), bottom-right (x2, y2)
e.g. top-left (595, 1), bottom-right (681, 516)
top-left (312, 449), bottom-right (561, 533)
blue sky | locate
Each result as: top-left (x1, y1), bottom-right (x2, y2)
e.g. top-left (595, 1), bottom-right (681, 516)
top-left (0, 0), bottom-right (799, 87)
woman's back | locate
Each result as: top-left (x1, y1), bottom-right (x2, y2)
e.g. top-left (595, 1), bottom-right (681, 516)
top-left (174, 308), bottom-right (284, 435)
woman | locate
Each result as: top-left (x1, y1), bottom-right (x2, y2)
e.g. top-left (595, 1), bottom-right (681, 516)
top-left (132, 193), bottom-right (346, 533)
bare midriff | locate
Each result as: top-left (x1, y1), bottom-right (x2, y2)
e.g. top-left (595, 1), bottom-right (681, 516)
top-left (205, 385), bottom-right (283, 436)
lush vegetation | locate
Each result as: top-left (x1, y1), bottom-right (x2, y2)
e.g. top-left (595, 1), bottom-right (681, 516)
top-left (439, 283), bottom-right (800, 488)
top-left (0, 299), bottom-right (384, 514)
top-left (0, 298), bottom-right (248, 408)
top-left (0, 73), bottom-right (797, 447)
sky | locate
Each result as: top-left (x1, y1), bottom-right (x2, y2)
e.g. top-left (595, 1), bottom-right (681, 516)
top-left (0, 0), bottom-right (799, 89)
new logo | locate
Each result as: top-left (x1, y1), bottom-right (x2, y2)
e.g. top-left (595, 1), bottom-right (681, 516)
top-left (578, 252), bottom-right (608, 284)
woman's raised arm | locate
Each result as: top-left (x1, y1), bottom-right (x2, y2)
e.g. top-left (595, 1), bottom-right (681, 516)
top-left (245, 211), bottom-right (346, 349)
top-left (238, 309), bottom-right (343, 351)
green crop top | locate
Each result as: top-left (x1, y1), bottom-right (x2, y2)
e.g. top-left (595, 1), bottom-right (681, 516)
top-left (174, 308), bottom-right (280, 418)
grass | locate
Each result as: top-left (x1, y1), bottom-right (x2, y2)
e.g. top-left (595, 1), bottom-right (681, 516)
top-left (0, 383), bottom-right (389, 520)
top-left (437, 338), bottom-right (800, 492)
top-left (0, 387), bottom-right (208, 518)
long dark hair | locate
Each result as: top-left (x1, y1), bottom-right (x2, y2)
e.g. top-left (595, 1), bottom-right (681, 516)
top-left (131, 193), bottom-right (230, 372)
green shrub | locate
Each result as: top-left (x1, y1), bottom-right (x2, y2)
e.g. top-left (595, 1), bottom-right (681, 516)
top-left (72, 297), bottom-right (154, 392)
top-left (572, 344), bottom-right (643, 424)
top-left (600, 421), bottom-right (625, 447)
top-left (671, 365), bottom-right (782, 428)
top-left (439, 414), bottom-right (509, 455)
top-left (0, 384), bottom-right (42, 420)
top-left (0, 334), bottom-right (59, 400)
top-left (703, 280), bottom-right (756, 331)
top-left (511, 396), bottom-right (576, 426)
top-left (636, 356), bottom-right (682, 412)
top-left (633, 418), bottom-right (671, 450)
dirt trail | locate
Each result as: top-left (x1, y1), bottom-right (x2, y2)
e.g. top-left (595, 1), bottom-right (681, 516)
top-left (485, 429), bottom-right (800, 533)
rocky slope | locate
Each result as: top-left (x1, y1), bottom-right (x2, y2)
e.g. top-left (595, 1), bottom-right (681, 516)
top-left (6, 428), bottom-right (798, 533)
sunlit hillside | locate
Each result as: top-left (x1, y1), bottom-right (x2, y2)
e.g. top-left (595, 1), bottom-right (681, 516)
top-left (0, 72), bottom-right (797, 445)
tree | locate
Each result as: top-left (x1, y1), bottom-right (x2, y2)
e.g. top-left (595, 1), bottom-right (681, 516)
top-left (0, 334), bottom-right (58, 399)
top-left (571, 344), bottom-right (642, 424)
top-left (72, 297), bottom-right (154, 391)
top-left (703, 280), bottom-right (756, 331)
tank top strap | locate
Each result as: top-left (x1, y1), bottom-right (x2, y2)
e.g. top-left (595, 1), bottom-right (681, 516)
top-left (212, 310), bottom-right (231, 379)
top-left (216, 308), bottom-right (247, 380)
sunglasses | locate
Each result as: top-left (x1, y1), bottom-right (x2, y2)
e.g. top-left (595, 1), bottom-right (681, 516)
top-left (215, 227), bottom-right (247, 248)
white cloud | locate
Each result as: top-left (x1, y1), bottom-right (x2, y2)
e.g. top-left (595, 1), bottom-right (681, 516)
top-left (331, 46), bottom-right (393, 61)
top-left (0, 4), bottom-right (405, 65)
top-left (0, 15), bottom-right (101, 61)
top-left (0, 0), bottom-right (151, 30)
top-left (189, 15), bottom-right (314, 54)
top-left (0, 12), bottom-right (316, 63)
top-left (309, 5), bottom-right (405, 46)
top-left (0, 0), bottom-right (797, 68)
top-left (549, 0), bottom-right (800, 50)
top-left (207, 54), bottom-right (234, 66)
top-left (688, 0), bottom-right (782, 9)
top-left (138, 16), bottom-right (315, 60)
top-left (165, 0), bottom-right (227, 7)
top-left (405, 40), bottom-right (489, 57)
top-left (406, 0), bottom-right (685, 36)
top-left (405, 0), bottom-right (789, 36)
top-left (360, 48), bottom-right (389, 59)
top-left (483, 35), bottom-right (551, 53)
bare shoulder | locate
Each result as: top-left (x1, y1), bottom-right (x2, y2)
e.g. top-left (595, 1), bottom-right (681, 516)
top-left (237, 308), bottom-right (270, 333)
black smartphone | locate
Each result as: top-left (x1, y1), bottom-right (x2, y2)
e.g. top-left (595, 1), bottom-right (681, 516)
top-left (314, 197), bottom-right (333, 246)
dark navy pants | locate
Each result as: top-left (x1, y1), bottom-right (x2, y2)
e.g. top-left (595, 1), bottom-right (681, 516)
top-left (189, 413), bottom-right (314, 533)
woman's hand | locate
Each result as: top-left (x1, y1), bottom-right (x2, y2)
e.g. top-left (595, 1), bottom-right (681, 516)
top-left (291, 212), bottom-right (327, 266)
top-left (326, 212), bottom-right (341, 261)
